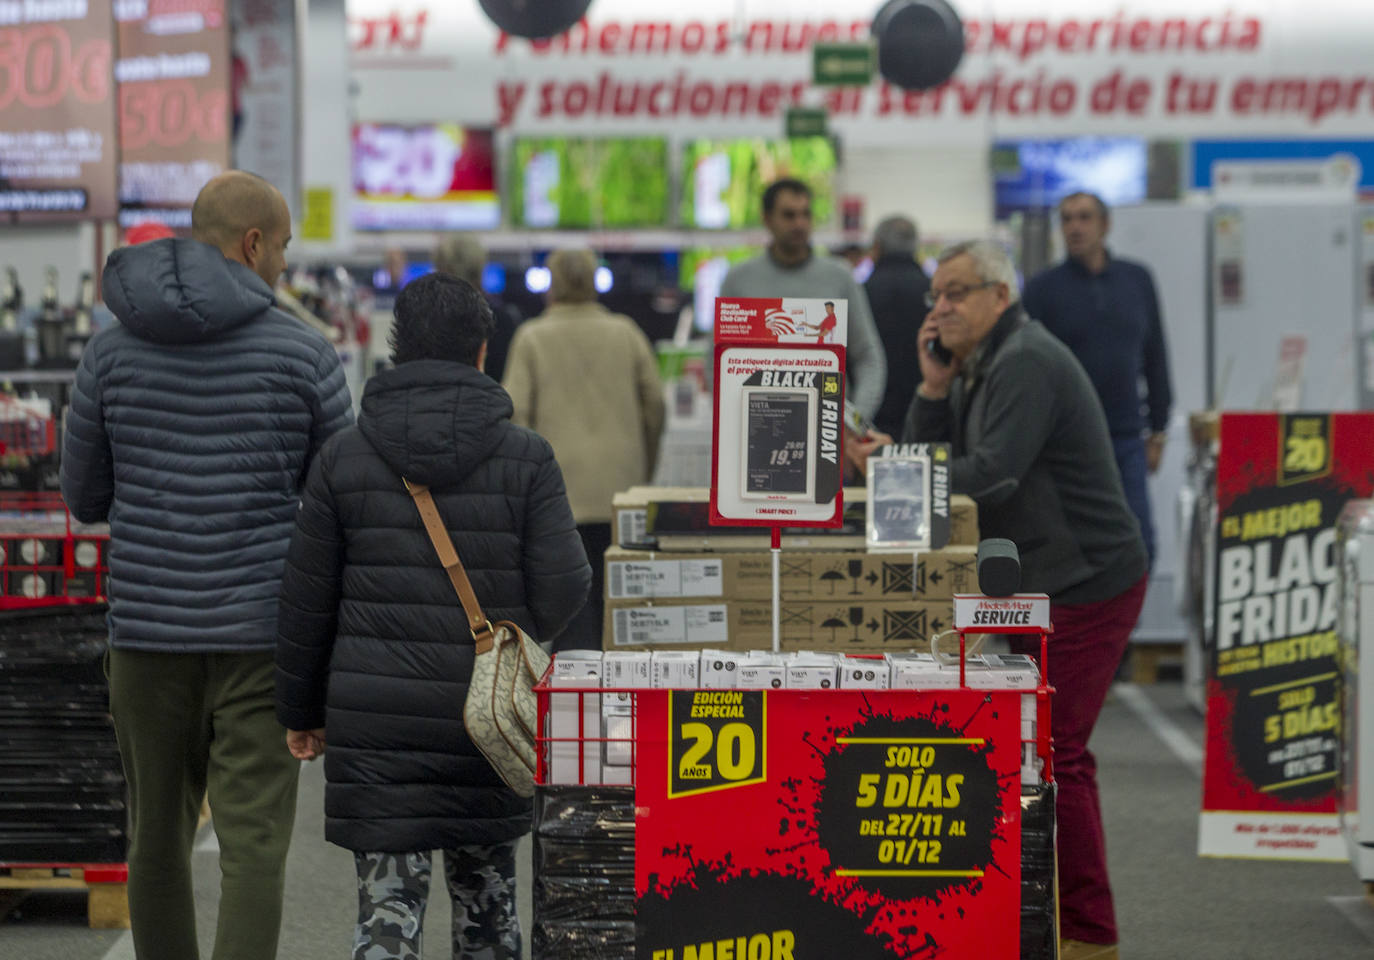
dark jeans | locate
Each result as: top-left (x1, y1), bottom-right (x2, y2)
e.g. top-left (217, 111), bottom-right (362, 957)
top-left (1010, 575), bottom-right (1147, 946)
top-left (107, 649), bottom-right (300, 960)
top-left (553, 522), bottom-right (610, 651)
top-left (1112, 433), bottom-right (1155, 569)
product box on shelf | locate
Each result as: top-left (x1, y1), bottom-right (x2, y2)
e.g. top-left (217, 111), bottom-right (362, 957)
top-left (611, 487), bottom-right (656, 549)
top-left (601, 651), bottom-right (650, 777)
top-left (603, 545), bottom-right (977, 603)
top-left (548, 651), bottom-right (602, 785)
top-left (785, 651), bottom-right (840, 689)
top-left (949, 494), bottom-right (979, 546)
top-left (610, 486), bottom-right (978, 550)
top-left (887, 652), bottom-right (952, 688)
top-left (699, 649), bottom-right (744, 689)
top-left (836, 656), bottom-right (890, 689)
top-left (650, 650), bottom-right (700, 688)
top-left (610, 486), bottom-right (866, 552)
top-left (736, 651), bottom-right (786, 690)
top-left (604, 599), bottom-right (953, 651)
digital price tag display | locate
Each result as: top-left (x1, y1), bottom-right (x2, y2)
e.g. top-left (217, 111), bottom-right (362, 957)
top-left (712, 346), bottom-right (844, 527)
top-left (867, 456), bottom-right (927, 547)
top-left (712, 297), bottom-right (848, 528)
top-left (742, 388), bottom-right (815, 500)
top-left (867, 443), bottom-right (952, 551)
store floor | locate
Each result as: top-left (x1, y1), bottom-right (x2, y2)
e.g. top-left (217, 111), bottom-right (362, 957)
top-left (4, 680), bottom-right (1373, 960)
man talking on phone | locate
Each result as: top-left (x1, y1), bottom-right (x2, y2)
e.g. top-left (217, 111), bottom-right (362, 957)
top-left (856, 240), bottom-right (1145, 960)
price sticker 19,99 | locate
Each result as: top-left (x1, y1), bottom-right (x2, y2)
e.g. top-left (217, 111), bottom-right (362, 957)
top-left (668, 690), bottom-right (767, 798)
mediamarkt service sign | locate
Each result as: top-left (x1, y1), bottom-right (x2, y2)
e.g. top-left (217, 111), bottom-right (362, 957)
top-left (347, 0), bottom-right (1374, 144)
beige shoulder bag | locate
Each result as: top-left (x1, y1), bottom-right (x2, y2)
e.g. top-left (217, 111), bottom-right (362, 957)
top-left (406, 480), bottom-right (550, 798)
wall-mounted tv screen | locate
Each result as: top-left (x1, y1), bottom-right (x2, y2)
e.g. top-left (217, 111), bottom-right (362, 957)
top-left (352, 124), bottom-right (499, 231)
top-left (992, 137), bottom-right (1147, 219)
top-left (509, 138), bottom-right (669, 229)
top-left (681, 138), bottom-right (837, 230)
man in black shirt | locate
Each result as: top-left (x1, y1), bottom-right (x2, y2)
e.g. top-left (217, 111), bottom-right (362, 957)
top-left (1023, 192), bottom-right (1172, 566)
top-left (864, 215), bottom-right (932, 437)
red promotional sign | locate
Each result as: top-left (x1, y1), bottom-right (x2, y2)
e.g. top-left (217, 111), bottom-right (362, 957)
top-left (116, 0), bottom-right (232, 227)
top-left (0, 0), bottom-right (118, 221)
top-left (1200, 412), bottom-right (1374, 859)
top-left (710, 297), bottom-right (848, 530)
top-left (635, 688), bottom-right (1022, 958)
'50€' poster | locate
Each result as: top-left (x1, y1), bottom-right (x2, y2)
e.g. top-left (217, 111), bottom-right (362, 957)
top-left (634, 688), bottom-right (1023, 958)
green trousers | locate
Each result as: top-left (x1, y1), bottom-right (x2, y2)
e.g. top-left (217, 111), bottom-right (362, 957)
top-left (108, 648), bottom-right (300, 960)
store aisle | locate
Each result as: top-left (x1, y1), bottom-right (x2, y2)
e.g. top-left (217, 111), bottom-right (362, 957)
top-left (2, 681), bottom-right (1371, 960)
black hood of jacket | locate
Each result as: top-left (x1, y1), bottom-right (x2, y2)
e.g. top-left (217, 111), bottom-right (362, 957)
top-left (357, 360), bottom-right (512, 487)
top-left (102, 238), bottom-right (275, 345)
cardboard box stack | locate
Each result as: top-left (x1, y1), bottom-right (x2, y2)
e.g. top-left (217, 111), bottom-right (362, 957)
top-left (602, 486), bottom-right (979, 655)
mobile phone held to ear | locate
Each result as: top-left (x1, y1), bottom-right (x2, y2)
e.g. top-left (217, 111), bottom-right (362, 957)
top-left (925, 336), bottom-right (954, 366)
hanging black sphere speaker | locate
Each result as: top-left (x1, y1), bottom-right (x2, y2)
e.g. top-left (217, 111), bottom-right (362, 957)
top-left (871, 0), bottom-right (965, 91)
top-left (478, 0), bottom-right (594, 40)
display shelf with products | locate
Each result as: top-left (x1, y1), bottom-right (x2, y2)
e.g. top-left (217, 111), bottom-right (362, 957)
top-left (0, 493), bottom-right (108, 608)
top-left (0, 604), bottom-right (129, 927)
top-left (532, 646), bottom-right (1054, 959)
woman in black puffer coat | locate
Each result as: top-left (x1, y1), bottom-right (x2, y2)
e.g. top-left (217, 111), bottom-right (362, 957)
top-left (275, 273), bottom-right (590, 960)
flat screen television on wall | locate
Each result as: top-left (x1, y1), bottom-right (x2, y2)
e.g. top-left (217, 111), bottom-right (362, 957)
top-left (680, 138), bottom-right (837, 230)
top-left (508, 138), bottom-right (670, 229)
top-left (992, 137), bottom-right (1147, 219)
top-left (352, 124), bottom-right (499, 231)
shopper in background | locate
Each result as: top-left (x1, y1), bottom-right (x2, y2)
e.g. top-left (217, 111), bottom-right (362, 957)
top-left (122, 220), bottom-right (175, 246)
top-left (434, 234), bottom-right (522, 382)
top-left (503, 248), bottom-right (664, 650)
top-left (857, 240), bottom-right (1145, 960)
top-left (275, 273), bottom-right (589, 960)
top-left (864, 215), bottom-right (932, 438)
top-left (1023, 192), bottom-right (1172, 567)
top-left (719, 178), bottom-right (887, 420)
top-left (60, 171), bottom-right (353, 960)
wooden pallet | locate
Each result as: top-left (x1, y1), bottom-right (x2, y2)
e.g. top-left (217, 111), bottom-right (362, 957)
top-left (0, 865), bottom-right (129, 929)
top-left (1130, 642), bottom-right (1184, 684)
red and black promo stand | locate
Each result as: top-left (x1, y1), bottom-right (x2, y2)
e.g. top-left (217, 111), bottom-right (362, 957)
top-left (531, 609), bottom-right (1057, 958)
top-left (0, 492), bottom-right (126, 927)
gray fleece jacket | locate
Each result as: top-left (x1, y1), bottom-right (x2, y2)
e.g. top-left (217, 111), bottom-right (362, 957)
top-left (903, 305), bottom-right (1146, 604)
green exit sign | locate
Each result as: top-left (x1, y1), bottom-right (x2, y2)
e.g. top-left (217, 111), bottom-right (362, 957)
top-left (812, 42), bottom-right (874, 86)
top-left (785, 107), bottom-right (828, 139)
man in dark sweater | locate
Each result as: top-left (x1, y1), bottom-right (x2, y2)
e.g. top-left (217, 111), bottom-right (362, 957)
top-left (1023, 192), bottom-right (1172, 566)
top-left (864, 215), bottom-right (931, 437)
top-left (860, 240), bottom-right (1145, 960)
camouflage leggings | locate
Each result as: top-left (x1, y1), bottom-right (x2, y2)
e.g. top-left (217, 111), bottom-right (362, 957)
top-left (353, 841), bottom-right (520, 960)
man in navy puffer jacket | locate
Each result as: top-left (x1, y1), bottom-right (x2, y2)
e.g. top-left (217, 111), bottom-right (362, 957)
top-left (61, 171), bottom-right (353, 960)
top-left (274, 272), bottom-right (590, 959)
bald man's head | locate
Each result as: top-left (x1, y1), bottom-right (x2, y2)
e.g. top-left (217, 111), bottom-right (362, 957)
top-left (191, 171), bottom-right (292, 286)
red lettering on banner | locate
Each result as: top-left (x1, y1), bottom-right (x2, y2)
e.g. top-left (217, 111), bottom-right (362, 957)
top-left (496, 81), bottom-right (525, 126)
top-left (1019, 20), bottom-right (1047, 59)
top-left (351, 11), bottom-right (426, 53)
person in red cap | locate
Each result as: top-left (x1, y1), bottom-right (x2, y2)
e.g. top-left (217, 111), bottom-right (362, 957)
top-left (123, 221), bottom-right (176, 246)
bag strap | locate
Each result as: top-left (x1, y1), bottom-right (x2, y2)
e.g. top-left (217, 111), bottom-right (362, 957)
top-left (404, 479), bottom-right (497, 653)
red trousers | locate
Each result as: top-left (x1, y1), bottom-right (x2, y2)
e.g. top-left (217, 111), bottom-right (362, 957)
top-left (1011, 575), bottom-right (1147, 946)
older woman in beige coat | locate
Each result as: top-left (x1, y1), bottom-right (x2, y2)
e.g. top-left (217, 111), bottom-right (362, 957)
top-left (503, 248), bottom-right (665, 649)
